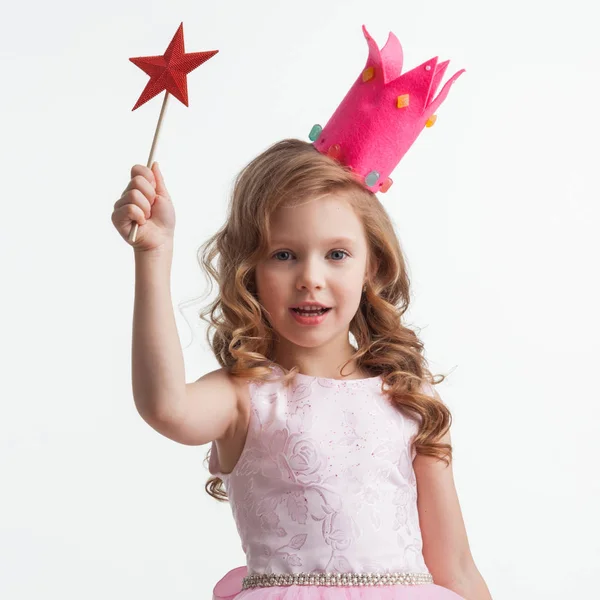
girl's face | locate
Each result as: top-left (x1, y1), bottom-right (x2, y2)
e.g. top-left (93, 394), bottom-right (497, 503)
top-left (255, 193), bottom-right (369, 350)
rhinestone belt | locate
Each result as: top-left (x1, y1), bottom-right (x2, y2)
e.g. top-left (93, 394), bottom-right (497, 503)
top-left (242, 571), bottom-right (433, 588)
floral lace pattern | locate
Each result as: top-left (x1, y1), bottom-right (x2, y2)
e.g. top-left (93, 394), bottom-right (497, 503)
top-left (209, 366), bottom-right (430, 576)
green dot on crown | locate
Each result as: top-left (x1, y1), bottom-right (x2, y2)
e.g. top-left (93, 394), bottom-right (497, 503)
top-left (365, 171), bottom-right (380, 187)
top-left (309, 124), bottom-right (323, 142)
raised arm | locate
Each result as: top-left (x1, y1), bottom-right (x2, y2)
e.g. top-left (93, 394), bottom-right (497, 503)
top-left (112, 163), bottom-right (239, 447)
top-left (132, 245), bottom-right (240, 445)
top-left (131, 243), bottom-right (184, 421)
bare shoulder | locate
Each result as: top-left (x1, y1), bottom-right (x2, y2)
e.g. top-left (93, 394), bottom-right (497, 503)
top-left (188, 365), bottom-right (238, 397)
top-left (145, 366), bottom-right (246, 446)
top-left (193, 366), bottom-right (251, 409)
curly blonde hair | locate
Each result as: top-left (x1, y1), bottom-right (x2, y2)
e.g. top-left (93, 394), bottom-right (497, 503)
top-left (196, 138), bottom-right (452, 502)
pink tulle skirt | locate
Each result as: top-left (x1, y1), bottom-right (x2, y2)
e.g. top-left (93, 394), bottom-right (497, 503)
top-left (213, 567), bottom-right (465, 600)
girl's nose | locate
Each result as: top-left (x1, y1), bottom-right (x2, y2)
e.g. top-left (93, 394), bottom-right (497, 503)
top-left (296, 275), bottom-right (324, 291)
top-left (296, 259), bottom-right (325, 291)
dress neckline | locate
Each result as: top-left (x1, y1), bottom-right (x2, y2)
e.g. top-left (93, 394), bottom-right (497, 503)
top-left (271, 363), bottom-right (382, 386)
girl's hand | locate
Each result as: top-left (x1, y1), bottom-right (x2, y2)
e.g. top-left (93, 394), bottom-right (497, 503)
top-left (112, 162), bottom-right (175, 252)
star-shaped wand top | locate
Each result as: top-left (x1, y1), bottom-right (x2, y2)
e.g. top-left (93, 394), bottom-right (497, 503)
top-left (130, 22), bottom-right (218, 110)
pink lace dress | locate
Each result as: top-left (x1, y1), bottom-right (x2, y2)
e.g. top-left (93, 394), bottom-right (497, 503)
top-left (208, 365), bottom-right (464, 600)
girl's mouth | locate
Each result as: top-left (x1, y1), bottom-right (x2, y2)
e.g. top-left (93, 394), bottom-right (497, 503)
top-left (291, 307), bottom-right (331, 316)
top-left (289, 307), bottom-right (332, 325)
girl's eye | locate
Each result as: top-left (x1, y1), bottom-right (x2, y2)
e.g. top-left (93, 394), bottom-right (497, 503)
top-left (329, 249), bottom-right (349, 261)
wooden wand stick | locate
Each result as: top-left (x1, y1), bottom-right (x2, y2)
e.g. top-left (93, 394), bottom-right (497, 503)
top-left (128, 90), bottom-right (170, 244)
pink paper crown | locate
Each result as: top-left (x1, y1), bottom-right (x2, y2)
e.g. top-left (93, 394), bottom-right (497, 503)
top-left (310, 25), bottom-right (466, 193)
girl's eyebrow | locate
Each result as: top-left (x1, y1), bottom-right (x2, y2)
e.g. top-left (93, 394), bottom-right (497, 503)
top-left (269, 236), bottom-right (356, 246)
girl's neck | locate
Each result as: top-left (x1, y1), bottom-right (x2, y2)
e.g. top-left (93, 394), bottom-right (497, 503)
top-left (274, 342), bottom-right (369, 381)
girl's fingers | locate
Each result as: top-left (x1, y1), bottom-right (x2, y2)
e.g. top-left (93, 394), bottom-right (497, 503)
top-left (151, 162), bottom-right (169, 198)
top-left (112, 203), bottom-right (147, 228)
top-left (130, 164), bottom-right (156, 189)
top-left (122, 174), bottom-right (156, 204)
top-left (113, 189), bottom-right (152, 219)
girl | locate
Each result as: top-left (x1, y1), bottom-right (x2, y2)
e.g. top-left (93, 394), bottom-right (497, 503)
top-left (111, 27), bottom-right (492, 600)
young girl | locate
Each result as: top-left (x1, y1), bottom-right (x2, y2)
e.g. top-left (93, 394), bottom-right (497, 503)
top-left (111, 27), bottom-right (492, 600)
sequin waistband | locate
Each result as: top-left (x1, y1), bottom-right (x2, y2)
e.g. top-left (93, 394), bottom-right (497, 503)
top-left (242, 571), bottom-right (433, 588)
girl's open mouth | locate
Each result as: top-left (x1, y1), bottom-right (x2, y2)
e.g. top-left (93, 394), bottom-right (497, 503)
top-left (289, 307), bottom-right (332, 325)
top-left (291, 307), bottom-right (331, 316)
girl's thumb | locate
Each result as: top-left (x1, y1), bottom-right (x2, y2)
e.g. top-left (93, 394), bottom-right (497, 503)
top-left (151, 162), bottom-right (169, 197)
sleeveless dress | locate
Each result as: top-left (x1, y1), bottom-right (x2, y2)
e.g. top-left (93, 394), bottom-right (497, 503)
top-left (208, 365), bottom-right (465, 600)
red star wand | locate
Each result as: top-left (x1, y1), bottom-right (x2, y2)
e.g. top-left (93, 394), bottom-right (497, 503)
top-left (128, 22), bottom-right (218, 243)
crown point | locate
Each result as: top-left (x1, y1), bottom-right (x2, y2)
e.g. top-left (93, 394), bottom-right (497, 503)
top-left (425, 115), bottom-right (437, 127)
top-left (327, 144), bottom-right (342, 160)
top-left (309, 124), bottom-right (323, 141)
top-left (396, 94), bottom-right (410, 109)
top-left (380, 177), bottom-right (393, 193)
top-left (365, 171), bottom-right (380, 187)
top-left (362, 66), bottom-right (375, 82)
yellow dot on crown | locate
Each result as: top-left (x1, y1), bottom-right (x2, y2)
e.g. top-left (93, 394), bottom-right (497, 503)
top-left (362, 67), bottom-right (375, 82)
top-left (396, 94), bottom-right (410, 109)
top-left (426, 114), bottom-right (437, 127)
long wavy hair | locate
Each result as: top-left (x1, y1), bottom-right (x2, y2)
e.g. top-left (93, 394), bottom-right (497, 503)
top-left (196, 138), bottom-right (452, 502)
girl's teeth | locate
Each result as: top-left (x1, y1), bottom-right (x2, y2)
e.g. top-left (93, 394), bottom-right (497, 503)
top-left (295, 308), bottom-right (327, 315)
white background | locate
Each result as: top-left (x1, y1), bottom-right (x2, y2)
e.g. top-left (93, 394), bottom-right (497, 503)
top-left (1, 0), bottom-right (598, 598)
